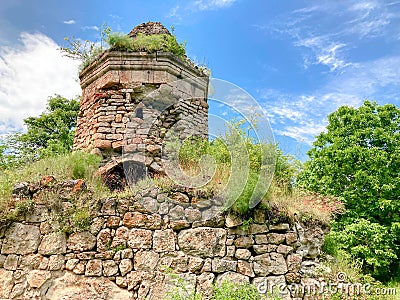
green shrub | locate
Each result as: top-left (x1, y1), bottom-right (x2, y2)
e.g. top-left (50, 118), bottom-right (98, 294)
top-left (329, 218), bottom-right (397, 279)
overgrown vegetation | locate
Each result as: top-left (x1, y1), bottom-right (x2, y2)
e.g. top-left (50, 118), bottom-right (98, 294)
top-left (61, 24), bottom-right (188, 70)
top-left (318, 250), bottom-right (399, 300)
top-left (107, 32), bottom-right (186, 60)
top-left (0, 151), bottom-right (105, 224)
top-left (162, 119), bottom-right (342, 224)
top-left (166, 277), bottom-right (264, 300)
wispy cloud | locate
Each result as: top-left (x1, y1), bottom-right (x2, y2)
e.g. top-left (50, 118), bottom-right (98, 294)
top-left (262, 0), bottom-right (400, 72)
top-left (253, 1), bottom-right (400, 144)
top-left (0, 32), bottom-right (80, 134)
top-left (166, 0), bottom-right (237, 20)
top-left (166, 5), bottom-right (182, 21)
top-left (295, 36), bottom-right (350, 71)
top-left (63, 19), bottom-right (76, 25)
top-left (261, 54), bottom-right (400, 144)
top-left (82, 25), bottom-right (99, 31)
top-left (194, 0), bottom-right (237, 11)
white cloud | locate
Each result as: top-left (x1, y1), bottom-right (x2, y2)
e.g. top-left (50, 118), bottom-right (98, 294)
top-left (295, 36), bottom-right (350, 71)
top-left (194, 0), bottom-right (236, 10)
top-left (167, 5), bottom-right (182, 20)
top-left (167, 0), bottom-right (237, 19)
top-left (82, 25), bottom-right (99, 31)
top-left (63, 20), bottom-right (76, 25)
top-left (275, 122), bottom-right (327, 145)
top-left (261, 89), bottom-right (361, 145)
top-left (0, 32), bottom-right (81, 134)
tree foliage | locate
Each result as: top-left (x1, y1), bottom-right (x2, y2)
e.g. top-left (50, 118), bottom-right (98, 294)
top-left (0, 95), bottom-right (79, 168)
top-left (298, 100), bottom-right (400, 280)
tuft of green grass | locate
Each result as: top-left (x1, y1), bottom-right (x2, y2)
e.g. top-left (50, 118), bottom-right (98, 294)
top-left (212, 280), bottom-right (262, 300)
top-left (107, 32), bottom-right (186, 61)
top-left (165, 276), bottom-right (266, 300)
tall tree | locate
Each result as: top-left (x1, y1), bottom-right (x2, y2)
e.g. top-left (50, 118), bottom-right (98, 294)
top-left (298, 100), bottom-right (400, 280)
top-left (2, 95), bottom-right (80, 167)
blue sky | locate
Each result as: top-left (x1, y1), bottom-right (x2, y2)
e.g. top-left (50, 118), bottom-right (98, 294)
top-left (1, 0), bottom-right (400, 160)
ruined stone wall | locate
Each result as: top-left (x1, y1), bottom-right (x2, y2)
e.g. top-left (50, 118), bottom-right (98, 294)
top-left (0, 183), bottom-right (326, 300)
top-left (73, 51), bottom-right (209, 172)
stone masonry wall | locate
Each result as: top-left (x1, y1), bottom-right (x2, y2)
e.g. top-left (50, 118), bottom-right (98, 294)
top-left (73, 51), bottom-right (209, 174)
top-left (0, 180), bottom-right (326, 300)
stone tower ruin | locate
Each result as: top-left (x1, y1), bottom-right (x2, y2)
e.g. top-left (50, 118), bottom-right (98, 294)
top-left (73, 22), bottom-right (209, 180)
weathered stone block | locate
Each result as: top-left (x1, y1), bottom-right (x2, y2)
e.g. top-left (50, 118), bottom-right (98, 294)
top-left (178, 227), bottom-right (226, 258)
top-left (225, 213), bottom-right (243, 228)
top-left (1, 223), bottom-right (40, 255)
top-left (134, 250), bottom-right (159, 271)
top-left (286, 231), bottom-right (298, 245)
top-left (249, 224), bottom-right (269, 234)
top-left (0, 269), bottom-right (13, 298)
top-left (188, 256), bottom-right (204, 273)
top-left (153, 229), bottom-right (176, 252)
top-left (237, 260), bottom-right (255, 277)
top-left (234, 236), bottom-right (254, 248)
top-left (26, 270), bottom-right (51, 288)
top-left (226, 245), bottom-right (235, 257)
top-left (127, 228), bottom-right (153, 249)
top-left (235, 248), bottom-right (252, 260)
top-left (107, 216), bottom-right (121, 228)
top-left (45, 271), bottom-right (132, 299)
top-left (127, 270), bottom-right (153, 291)
top-left (216, 271), bottom-right (249, 286)
top-left (25, 206), bottom-right (49, 222)
top-left (184, 208), bottom-right (201, 223)
top-left (158, 251), bottom-right (188, 272)
top-left (4, 254), bottom-right (18, 270)
top-left (253, 244), bottom-right (278, 254)
top-left (85, 259), bottom-right (103, 276)
top-left (65, 258), bottom-right (79, 271)
top-left (212, 258), bottom-right (237, 273)
top-left (122, 212), bottom-right (162, 229)
top-left (67, 231), bottom-right (96, 252)
top-left (269, 223), bottom-right (290, 231)
top-left (119, 259), bottom-right (133, 276)
top-left (103, 260), bottom-right (119, 277)
top-left (39, 232), bottom-right (67, 255)
top-left (254, 253), bottom-right (288, 276)
top-left (196, 272), bottom-right (215, 299)
top-left (48, 254), bottom-right (65, 271)
top-left (277, 244), bottom-right (293, 255)
top-left (97, 229), bottom-right (112, 252)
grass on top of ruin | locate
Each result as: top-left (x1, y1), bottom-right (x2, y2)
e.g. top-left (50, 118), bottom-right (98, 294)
top-left (0, 151), bottom-right (107, 224)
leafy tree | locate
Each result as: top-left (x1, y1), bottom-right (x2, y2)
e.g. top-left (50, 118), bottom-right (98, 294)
top-left (1, 95), bottom-right (80, 167)
top-left (298, 100), bottom-right (400, 280)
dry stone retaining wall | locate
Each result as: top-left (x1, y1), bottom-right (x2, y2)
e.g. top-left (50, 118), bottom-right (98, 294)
top-left (0, 184), bottom-right (326, 299)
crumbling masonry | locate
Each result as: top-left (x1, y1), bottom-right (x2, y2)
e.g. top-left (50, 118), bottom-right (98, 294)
top-left (73, 22), bottom-right (209, 177)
